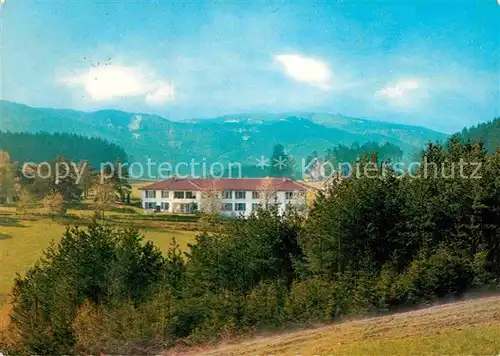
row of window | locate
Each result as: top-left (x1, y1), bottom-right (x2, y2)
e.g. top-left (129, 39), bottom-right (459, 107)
top-left (222, 202), bottom-right (287, 212)
top-left (221, 202), bottom-right (259, 212)
top-left (144, 202), bottom-right (198, 212)
top-left (222, 191), bottom-right (293, 199)
top-left (173, 191), bottom-right (196, 199)
top-left (145, 202), bottom-right (172, 210)
top-left (145, 190), bottom-right (299, 200)
top-left (145, 191), bottom-right (196, 199)
top-left (225, 191), bottom-right (299, 199)
top-left (145, 201), bottom-right (263, 212)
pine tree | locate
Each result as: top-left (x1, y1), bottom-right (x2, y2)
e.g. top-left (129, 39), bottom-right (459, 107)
top-left (269, 144), bottom-right (294, 178)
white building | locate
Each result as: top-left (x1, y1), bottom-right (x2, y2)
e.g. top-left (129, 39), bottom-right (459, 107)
top-left (140, 177), bottom-right (310, 217)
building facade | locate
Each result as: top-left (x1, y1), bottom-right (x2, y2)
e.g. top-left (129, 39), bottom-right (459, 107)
top-left (140, 178), bottom-right (310, 217)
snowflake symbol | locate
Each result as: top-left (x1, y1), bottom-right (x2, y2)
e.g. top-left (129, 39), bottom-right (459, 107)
top-left (273, 156), bottom-right (288, 169)
top-left (256, 156), bottom-right (270, 170)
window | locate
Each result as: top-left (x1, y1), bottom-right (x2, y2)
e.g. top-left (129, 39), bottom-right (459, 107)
top-left (178, 203), bottom-right (197, 213)
top-left (251, 203), bottom-right (261, 211)
top-left (221, 203), bottom-right (233, 211)
top-left (185, 191), bottom-right (195, 199)
top-left (145, 190), bottom-right (155, 199)
top-left (252, 191), bottom-right (260, 199)
top-left (145, 202), bottom-right (156, 209)
top-left (285, 191), bottom-right (294, 199)
top-left (161, 202), bottom-right (169, 211)
top-left (161, 190), bottom-right (169, 199)
top-left (222, 190), bottom-right (232, 199)
top-left (235, 203), bottom-right (246, 212)
top-left (174, 191), bottom-right (184, 199)
top-left (235, 191), bottom-right (246, 199)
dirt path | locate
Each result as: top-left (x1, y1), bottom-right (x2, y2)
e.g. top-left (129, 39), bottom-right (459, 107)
top-left (170, 295), bottom-right (500, 355)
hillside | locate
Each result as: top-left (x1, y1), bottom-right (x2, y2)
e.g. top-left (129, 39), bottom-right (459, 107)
top-left (0, 131), bottom-right (128, 168)
top-left (179, 296), bottom-right (500, 356)
top-left (459, 117), bottom-right (500, 153)
top-left (0, 101), bottom-right (447, 169)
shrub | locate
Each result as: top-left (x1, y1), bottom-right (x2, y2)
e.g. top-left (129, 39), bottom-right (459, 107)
top-left (471, 250), bottom-right (497, 287)
top-left (73, 289), bottom-right (177, 355)
top-left (374, 264), bottom-right (399, 309)
top-left (344, 272), bottom-right (378, 315)
top-left (242, 280), bottom-right (288, 329)
top-left (40, 192), bottom-right (66, 217)
top-left (284, 278), bottom-right (338, 323)
top-left (395, 247), bottom-right (474, 305)
top-left (174, 291), bottom-right (244, 344)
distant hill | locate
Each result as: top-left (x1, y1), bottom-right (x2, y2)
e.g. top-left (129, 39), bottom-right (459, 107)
top-left (459, 117), bottom-right (500, 153)
top-left (0, 131), bottom-right (128, 168)
top-left (0, 100), bottom-right (447, 169)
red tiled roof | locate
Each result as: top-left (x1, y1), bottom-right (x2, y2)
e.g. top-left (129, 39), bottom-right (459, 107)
top-left (140, 178), bottom-right (310, 191)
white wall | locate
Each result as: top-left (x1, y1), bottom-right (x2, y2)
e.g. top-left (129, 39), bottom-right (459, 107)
top-left (142, 189), bottom-right (306, 216)
top-left (142, 190), bottom-right (200, 212)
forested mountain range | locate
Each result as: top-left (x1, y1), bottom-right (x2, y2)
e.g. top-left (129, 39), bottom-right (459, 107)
top-left (0, 131), bottom-right (128, 168)
top-left (0, 100), bottom-right (447, 167)
top-left (459, 117), bottom-right (500, 153)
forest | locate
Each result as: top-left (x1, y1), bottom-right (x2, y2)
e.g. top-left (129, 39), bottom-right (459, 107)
top-left (459, 117), bottom-right (500, 153)
top-left (0, 131), bottom-right (128, 168)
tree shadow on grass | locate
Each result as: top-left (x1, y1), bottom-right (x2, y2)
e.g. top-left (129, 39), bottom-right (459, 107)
top-left (0, 233), bottom-right (12, 240)
top-left (0, 216), bottom-right (25, 228)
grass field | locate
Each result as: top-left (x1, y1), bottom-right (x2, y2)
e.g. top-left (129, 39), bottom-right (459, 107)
top-left (0, 204), bottom-right (200, 315)
top-left (180, 296), bottom-right (500, 355)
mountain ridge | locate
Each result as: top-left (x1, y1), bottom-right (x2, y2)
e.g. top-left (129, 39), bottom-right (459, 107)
top-left (0, 100), bottom-right (448, 167)
top-left (458, 117), bottom-right (500, 153)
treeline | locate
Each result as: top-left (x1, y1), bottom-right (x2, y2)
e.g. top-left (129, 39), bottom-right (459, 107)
top-left (2, 137), bottom-right (500, 354)
top-left (264, 141), bottom-right (404, 179)
top-left (307, 141), bottom-right (403, 168)
top-left (0, 131), bottom-right (128, 168)
top-left (0, 149), bottom-right (131, 216)
top-left (0, 131), bottom-right (132, 212)
top-left (324, 141), bottom-right (403, 164)
top-left (459, 117), bottom-right (500, 153)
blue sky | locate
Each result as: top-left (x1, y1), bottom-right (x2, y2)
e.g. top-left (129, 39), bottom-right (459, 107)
top-left (1, 0), bottom-right (499, 133)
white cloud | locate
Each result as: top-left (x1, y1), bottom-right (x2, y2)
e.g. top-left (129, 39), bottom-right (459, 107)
top-left (377, 79), bottom-right (420, 99)
top-left (375, 79), bottom-right (424, 108)
top-left (60, 64), bottom-right (174, 105)
top-left (145, 82), bottom-right (175, 105)
top-left (275, 54), bottom-right (332, 89)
